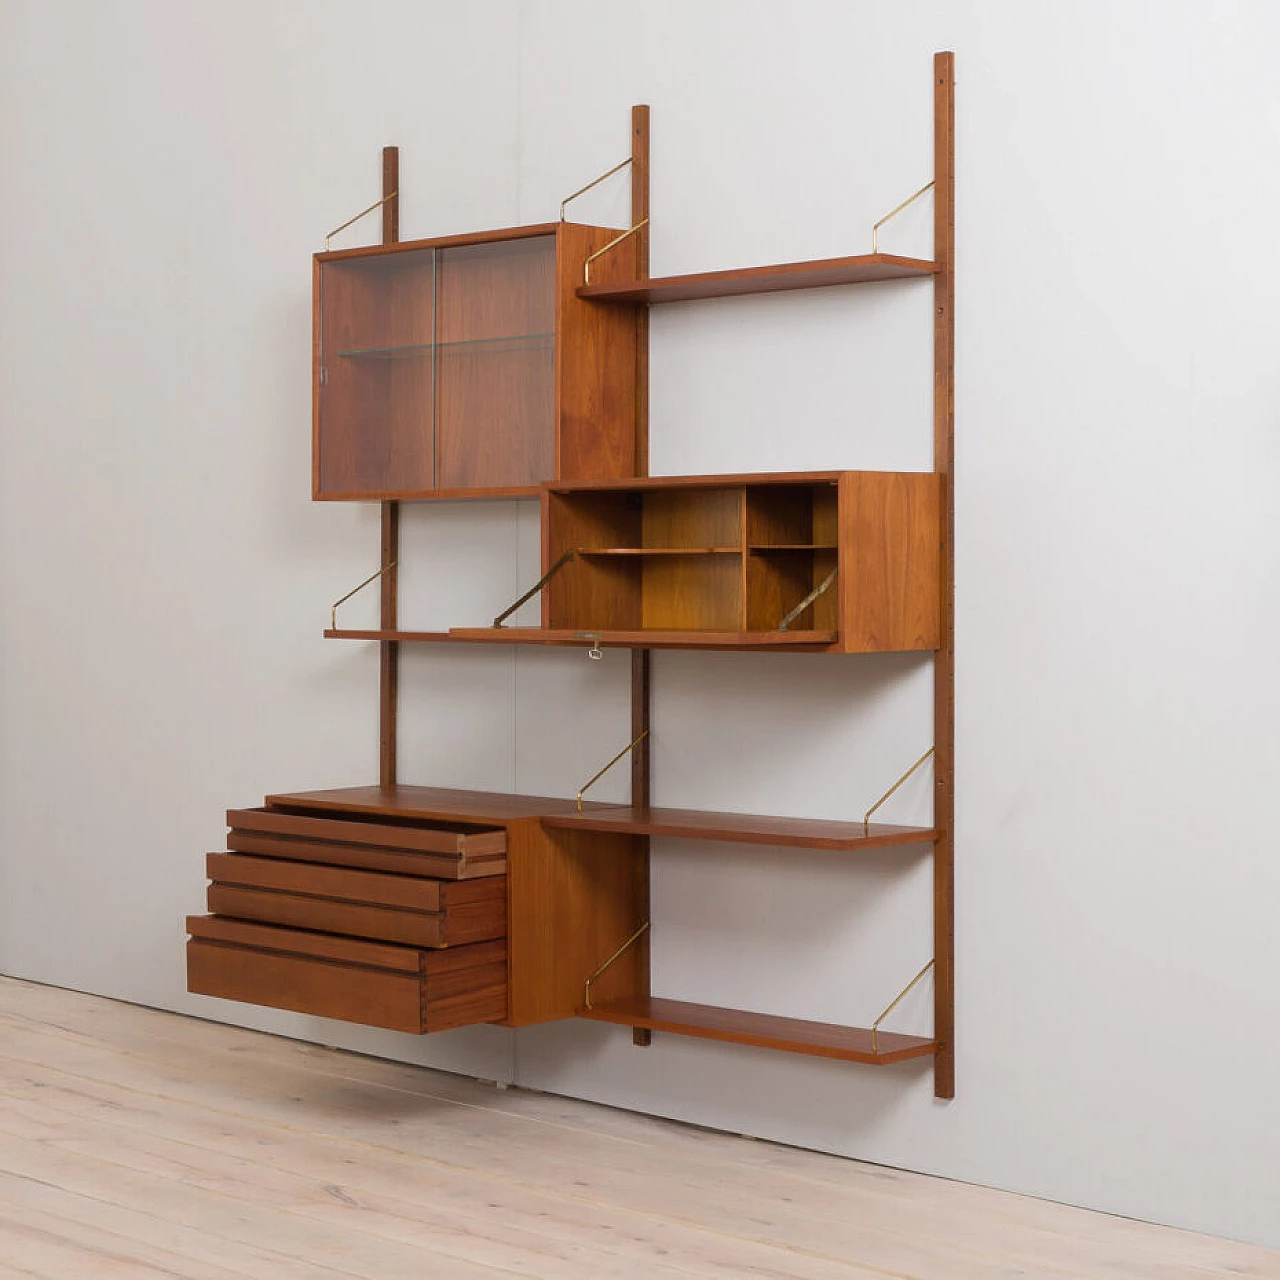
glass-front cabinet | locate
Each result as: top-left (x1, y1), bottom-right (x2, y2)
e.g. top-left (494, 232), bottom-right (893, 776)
top-left (314, 224), bottom-right (638, 499)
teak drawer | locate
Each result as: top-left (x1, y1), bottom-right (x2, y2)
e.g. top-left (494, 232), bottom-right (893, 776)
top-left (204, 853), bottom-right (506, 949)
top-left (226, 806), bottom-right (506, 879)
top-left (186, 916), bottom-right (507, 1033)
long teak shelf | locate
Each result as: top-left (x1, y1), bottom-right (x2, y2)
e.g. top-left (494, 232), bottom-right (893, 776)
top-left (578, 996), bottom-right (938, 1065)
top-left (543, 805), bottom-right (935, 851)
top-left (382, 627), bottom-right (835, 651)
top-left (576, 252), bottom-right (936, 304)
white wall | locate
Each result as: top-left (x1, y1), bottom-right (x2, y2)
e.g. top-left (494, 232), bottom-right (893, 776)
top-left (0, 0), bottom-right (525, 1079)
top-left (3, 0), bottom-right (1279, 1252)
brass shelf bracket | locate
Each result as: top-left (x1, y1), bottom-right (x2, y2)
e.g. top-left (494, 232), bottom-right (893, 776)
top-left (863, 747), bottom-right (934, 833)
top-left (492, 549), bottom-right (577, 628)
top-left (584, 921), bottom-right (650, 1009)
top-left (777, 567), bottom-right (838, 631)
top-left (331, 561), bottom-right (398, 630)
top-left (325, 191), bottom-right (399, 251)
top-left (560, 157), bottom-right (633, 221)
top-left (584, 219), bottom-right (649, 286)
top-left (871, 179), bottom-right (935, 254)
top-left (871, 959), bottom-right (935, 1055)
top-left (577, 730), bottom-right (650, 813)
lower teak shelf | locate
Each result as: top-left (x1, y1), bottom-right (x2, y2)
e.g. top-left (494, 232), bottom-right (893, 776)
top-left (578, 996), bottom-right (938, 1065)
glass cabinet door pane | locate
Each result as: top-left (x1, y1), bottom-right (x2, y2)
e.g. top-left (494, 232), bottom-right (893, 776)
top-left (317, 247), bottom-right (437, 495)
top-left (435, 236), bottom-right (556, 491)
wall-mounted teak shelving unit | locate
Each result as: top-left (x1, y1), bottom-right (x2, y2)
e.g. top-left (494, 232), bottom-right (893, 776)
top-left (187, 52), bottom-right (955, 1099)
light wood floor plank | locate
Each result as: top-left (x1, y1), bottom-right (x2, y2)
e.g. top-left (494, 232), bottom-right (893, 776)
top-left (0, 1025), bottom-right (1248, 1280)
top-left (4, 983), bottom-right (1272, 1275)
top-left (0, 1063), bottom-right (884, 1279)
top-left (1, 978), bottom-right (1277, 1279)
top-left (3, 981), bottom-right (1270, 1276)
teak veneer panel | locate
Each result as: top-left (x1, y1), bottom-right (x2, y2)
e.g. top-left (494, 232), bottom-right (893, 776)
top-left (204, 854), bottom-right (507, 949)
top-left (206, 852), bottom-right (495, 913)
top-left (229, 804), bottom-right (507, 880)
top-left (187, 913), bottom-right (419, 972)
top-left (186, 920), bottom-right (508, 1033)
top-left (837, 471), bottom-right (940, 652)
top-left (543, 806), bottom-right (936, 851)
top-left (503, 821), bottom-right (646, 1027)
top-left (578, 996), bottom-right (938, 1065)
top-left (440, 628), bottom-right (837, 650)
top-left (575, 253), bottom-right (937, 303)
top-left (264, 785), bottom-right (613, 824)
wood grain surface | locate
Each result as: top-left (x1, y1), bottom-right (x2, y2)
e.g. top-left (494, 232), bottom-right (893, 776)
top-left (3, 977), bottom-right (1276, 1280)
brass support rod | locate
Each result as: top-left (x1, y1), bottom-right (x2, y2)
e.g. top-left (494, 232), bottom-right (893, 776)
top-left (863, 747), bottom-right (934, 832)
top-left (584, 921), bottom-right (650, 1009)
top-left (871, 959), bottom-right (935, 1055)
top-left (560, 157), bottom-right (633, 221)
top-left (584, 218), bottom-right (649, 285)
top-left (493, 549), bottom-right (577, 628)
top-left (777, 567), bottom-right (838, 631)
top-left (331, 561), bottom-right (398, 630)
top-left (871, 179), bottom-right (935, 254)
top-left (325, 191), bottom-right (399, 250)
top-left (577, 730), bottom-right (650, 814)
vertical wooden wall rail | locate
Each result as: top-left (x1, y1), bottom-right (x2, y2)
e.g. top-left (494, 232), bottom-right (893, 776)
top-left (379, 145), bottom-right (401, 789)
top-left (932, 53), bottom-right (956, 1100)
top-left (629, 104), bottom-right (654, 1047)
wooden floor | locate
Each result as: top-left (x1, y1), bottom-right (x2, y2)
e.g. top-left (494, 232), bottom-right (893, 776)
top-left (0, 978), bottom-right (1276, 1279)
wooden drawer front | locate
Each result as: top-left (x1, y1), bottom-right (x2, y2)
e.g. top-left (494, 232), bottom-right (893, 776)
top-left (226, 807), bottom-right (506, 880)
top-left (186, 917), bottom-right (507, 1033)
top-left (205, 854), bottom-right (506, 948)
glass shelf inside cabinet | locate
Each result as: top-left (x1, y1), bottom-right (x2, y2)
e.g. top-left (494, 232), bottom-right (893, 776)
top-left (337, 332), bottom-right (555, 359)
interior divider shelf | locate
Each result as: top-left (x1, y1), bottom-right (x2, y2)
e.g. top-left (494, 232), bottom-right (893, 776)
top-left (577, 996), bottom-right (938, 1065)
top-left (576, 252), bottom-right (937, 304)
top-left (543, 804), bottom-right (935, 850)
top-left (337, 332), bottom-right (554, 359)
top-left (576, 547), bottom-right (741, 556)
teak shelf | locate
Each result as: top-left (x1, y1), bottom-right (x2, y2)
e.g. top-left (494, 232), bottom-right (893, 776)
top-left (577, 996), bottom-right (938, 1066)
top-left (576, 252), bottom-right (936, 304)
top-left (326, 627), bottom-right (839, 651)
top-left (189, 54), bottom-right (956, 1099)
top-left (542, 805), bottom-right (936, 852)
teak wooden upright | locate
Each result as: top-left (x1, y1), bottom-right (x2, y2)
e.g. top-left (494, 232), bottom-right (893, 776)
top-left (187, 56), bottom-right (956, 1099)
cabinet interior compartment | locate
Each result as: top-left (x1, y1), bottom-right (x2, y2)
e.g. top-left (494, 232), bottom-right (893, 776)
top-left (545, 486), bottom-right (746, 631)
top-left (745, 483), bottom-right (839, 631)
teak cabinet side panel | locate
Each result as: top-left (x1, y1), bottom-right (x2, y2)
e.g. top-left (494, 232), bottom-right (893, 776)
top-left (505, 819), bottom-right (646, 1026)
top-left (555, 223), bottom-right (639, 483)
top-left (837, 471), bottom-right (941, 652)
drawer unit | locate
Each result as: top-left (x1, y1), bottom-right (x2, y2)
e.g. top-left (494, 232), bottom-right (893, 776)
top-left (226, 806), bottom-right (506, 880)
top-left (204, 853), bottom-right (506, 949)
top-left (188, 788), bottom-right (648, 1034)
top-left (186, 916), bottom-right (508, 1033)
